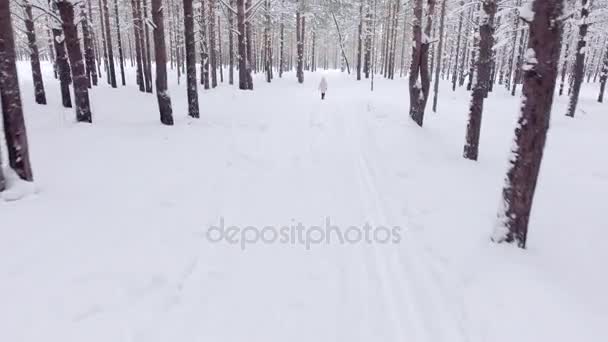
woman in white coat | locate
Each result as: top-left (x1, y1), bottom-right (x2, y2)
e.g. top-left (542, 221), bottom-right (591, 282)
top-left (319, 77), bottom-right (328, 100)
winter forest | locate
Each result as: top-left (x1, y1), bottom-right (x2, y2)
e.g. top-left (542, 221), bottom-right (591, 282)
top-left (1, 0), bottom-right (607, 341)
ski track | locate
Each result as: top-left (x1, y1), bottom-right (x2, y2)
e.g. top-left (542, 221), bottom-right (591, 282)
top-left (0, 71), bottom-right (485, 342)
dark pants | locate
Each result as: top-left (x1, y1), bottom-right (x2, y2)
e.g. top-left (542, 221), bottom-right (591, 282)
top-left (321, 93), bottom-right (325, 100)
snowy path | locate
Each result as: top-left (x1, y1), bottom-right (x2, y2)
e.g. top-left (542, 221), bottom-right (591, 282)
top-left (2, 66), bottom-right (607, 342)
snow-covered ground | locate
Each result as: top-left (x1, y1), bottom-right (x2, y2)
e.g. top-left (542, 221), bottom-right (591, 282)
top-left (1, 62), bottom-right (607, 342)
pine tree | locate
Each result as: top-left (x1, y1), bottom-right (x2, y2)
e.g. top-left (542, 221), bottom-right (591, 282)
top-left (494, 0), bottom-right (565, 249)
top-left (0, 0), bottom-right (34, 182)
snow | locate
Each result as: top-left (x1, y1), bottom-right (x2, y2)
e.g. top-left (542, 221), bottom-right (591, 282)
top-left (0, 167), bottom-right (37, 202)
top-left (522, 48), bottom-right (538, 71)
top-left (519, 2), bottom-right (535, 22)
top-left (1, 62), bottom-right (607, 342)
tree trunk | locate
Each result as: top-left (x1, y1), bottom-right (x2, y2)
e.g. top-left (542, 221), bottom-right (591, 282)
top-left (82, 1), bottom-right (98, 87)
top-left (218, 15), bottom-right (224, 83)
top-left (130, 0), bottom-right (145, 91)
top-left (114, 0), bottom-right (127, 86)
top-left (451, 1), bottom-right (464, 91)
top-left (24, 1), bottom-right (47, 104)
top-left (566, 0), bottom-right (590, 117)
top-left (245, 0), bottom-right (253, 88)
top-left (0, 0), bottom-right (34, 182)
top-left (265, 0), bottom-right (272, 82)
top-left (228, 0), bottom-right (235, 84)
top-left (356, 2), bottom-right (363, 80)
top-left (200, 0), bottom-right (210, 89)
top-left (151, 0), bottom-right (174, 125)
top-left (511, 22), bottom-right (526, 96)
top-left (183, 0), bottom-right (200, 118)
top-left (432, 0), bottom-right (447, 111)
top-left (331, 12), bottom-right (351, 74)
top-left (209, 0), bottom-right (218, 87)
top-left (98, 0), bottom-right (110, 81)
top-left (558, 37), bottom-right (569, 96)
top-left (142, 0), bottom-right (153, 92)
top-left (296, 8), bottom-right (303, 82)
top-left (57, 0), bottom-right (93, 123)
top-left (237, 0), bottom-right (251, 89)
top-left (598, 45), bottom-right (608, 102)
top-left (279, 9), bottom-right (284, 77)
top-left (408, 0), bottom-right (435, 126)
top-left (102, 0), bottom-right (117, 87)
top-left (494, 0), bottom-right (564, 249)
top-left (51, 25), bottom-right (72, 108)
top-left (463, 0), bottom-right (496, 161)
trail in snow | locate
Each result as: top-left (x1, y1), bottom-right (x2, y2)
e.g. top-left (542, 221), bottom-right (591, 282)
top-left (2, 64), bottom-right (607, 342)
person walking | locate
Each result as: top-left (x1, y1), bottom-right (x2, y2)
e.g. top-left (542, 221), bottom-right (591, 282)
top-left (319, 76), bottom-right (328, 100)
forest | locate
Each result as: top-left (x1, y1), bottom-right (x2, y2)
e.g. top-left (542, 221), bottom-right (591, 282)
top-left (0, 0), bottom-right (606, 341)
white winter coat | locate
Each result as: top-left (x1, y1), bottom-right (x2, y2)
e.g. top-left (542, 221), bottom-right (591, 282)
top-left (319, 77), bottom-right (328, 93)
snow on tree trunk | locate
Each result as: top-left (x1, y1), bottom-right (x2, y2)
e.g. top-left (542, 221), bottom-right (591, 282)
top-left (494, 0), bottom-right (564, 249)
top-left (51, 25), bottom-right (72, 108)
top-left (566, 0), bottom-right (590, 117)
top-left (183, 0), bottom-right (200, 118)
top-left (0, 0), bottom-right (34, 182)
top-left (408, 0), bottom-right (435, 127)
top-left (57, 0), bottom-right (93, 123)
top-left (24, 1), bottom-right (47, 104)
top-left (151, 0), bottom-right (175, 125)
top-left (463, 0), bottom-right (496, 161)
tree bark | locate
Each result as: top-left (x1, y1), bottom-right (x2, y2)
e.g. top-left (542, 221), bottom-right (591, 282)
top-left (245, 0), bottom-right (253, 88)
top-left (57, 0), bottom-right (93, 123)
top-left (130, 0), bottom-right (145, 91)
top-left (279, 8), bottom-right (284, 77)
top-left (432, 0), bottom-right (447, 111)
top-left (451, 2), bottom-right (464, 91)
top-left (102, 0), bottom-right (117, 87)
top-left (200, 0), bottom-right (210, 89)
top-left (142, 0), bottom-right (153, 92)
top-left (356, 2), bottom-right (363, 80)
top-left (51, 25), bottom-right (72, 108)
top-left (566, 0), bottom-right (590, 117)
top-left (183, 0), bottom-right (200, 118)
top-left (209, 0), bottom-right (218, 87)
top-left (151, 0), bottom-right (174, 125)
top-left (598, 45), bottom-right (608, 102)
top-left (229, 0), bottom-right (235, 83)
top-left (408, 0), bottom-right (435, 126)
top-left (463, 0), bottom-right (496, 161)
top-left (237, 0), bottom-right (252, 89)
top-left (0, 0), bottom-right (34, 182)
top-left (24, 1), bottom-right (47, 104)
top-left (82, 1), bottom-right (98, 87)
top-left (98, 0), bottom-right (110, 81)
top-left (114, 0), bottom-right (126, 86)
top-left (494, 0), bottom-right (564, 248)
